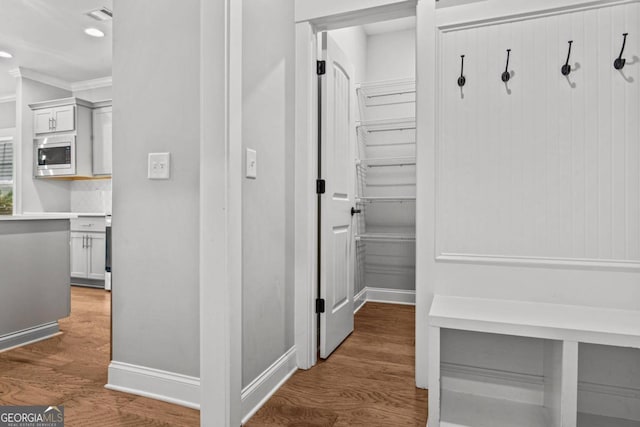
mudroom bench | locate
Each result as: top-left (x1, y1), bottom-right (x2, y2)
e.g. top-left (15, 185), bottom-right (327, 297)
top-left (427, 295), bottom-right (640, 427)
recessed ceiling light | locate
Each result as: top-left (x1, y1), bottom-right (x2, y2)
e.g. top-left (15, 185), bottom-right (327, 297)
top-left (0, 51), bottom-right (13, 59)
top-left (84, 28), bottom-right (105, 38)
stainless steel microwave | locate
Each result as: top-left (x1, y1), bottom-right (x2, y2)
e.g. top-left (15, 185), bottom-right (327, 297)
top-left (34, 136), bottom-right (76, 177)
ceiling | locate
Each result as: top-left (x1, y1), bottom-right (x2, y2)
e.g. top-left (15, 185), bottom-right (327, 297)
top-left (363, 16), bottom-right (416, 36)
top-left (0, 0), bottom-right (112, 98)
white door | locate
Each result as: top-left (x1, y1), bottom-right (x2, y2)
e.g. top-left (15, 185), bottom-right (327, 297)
top-left (319, 32), bottom-right (356, 359)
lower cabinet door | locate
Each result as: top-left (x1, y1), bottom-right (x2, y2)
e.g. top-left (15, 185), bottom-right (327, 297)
top-left (70, 232), bottom-right (88, 278)
top-left (87, 233), bottom-right (106, 281)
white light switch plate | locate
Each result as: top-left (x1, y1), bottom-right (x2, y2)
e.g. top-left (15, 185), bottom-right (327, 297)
top-left (148, 152), bottom-right (171, 180)
top-left (246, 148), bottom-right (257, 179)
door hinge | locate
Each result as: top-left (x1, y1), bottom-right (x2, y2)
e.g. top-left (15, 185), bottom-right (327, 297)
top-left (316, 298), bottom-right (325, 314)
top-left (317, 60), bottom-right (326, 75)
top-left (316, 179), bottom-right (326, 194)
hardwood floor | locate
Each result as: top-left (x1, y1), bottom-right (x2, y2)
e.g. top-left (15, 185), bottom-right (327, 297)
top-left (0, 290), bottom-right (426, 426)
top-left (246, 303), bottom-right (428, 426)
top-left (0, 287), bottom-right (200, 426)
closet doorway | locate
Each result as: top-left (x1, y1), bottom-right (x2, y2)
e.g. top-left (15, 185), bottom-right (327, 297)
top-left (318, 15), bottom-right (417, 360)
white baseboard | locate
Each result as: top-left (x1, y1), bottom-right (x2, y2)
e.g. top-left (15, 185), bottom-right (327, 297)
top-left (363, 287), bottom-right (416, 305)
top-left (106, 361), bottom-right (200, 409)
top-left (442, 363), bottom-right (544, 405)
top-left (579, 381), bottom-right (640, 422)
top-left (441, 363), bottom-right (640, 421)
top-left (241, 346), bottom-right (297, 425)
top-left (0, 322), bottom-right (61, 353)
top-left (353, 288), bottom-right (367, 313)
top-left (353, 287), bottom-right (416, 313)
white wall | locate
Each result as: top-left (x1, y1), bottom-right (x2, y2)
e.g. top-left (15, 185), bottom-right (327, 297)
top-left (16, 78), bottom-right (71, 213)
top-left (111, 0), bottom-right (200, 378)
top-left (417, 0), bottom-right (640, 417)
top-left (0, 128), bottom-right (14, 139)
top-left (295, 0), bottom-right (413, 23)
top-left (366, 29), bottom-right (416, 81)
top-left (109, 0), bottom-right (295, 414)
top-left (242, 0), bottom-right (296, 389)
top-left (0, 101), bottom-right (16, 129)
top-left (73, 85), bottom-right (112, 103)
top-left (329, 26), bottom-right (368, 85)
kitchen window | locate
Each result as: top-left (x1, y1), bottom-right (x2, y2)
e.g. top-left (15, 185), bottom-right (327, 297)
top-left (0, 136), bottom-right (14, 215)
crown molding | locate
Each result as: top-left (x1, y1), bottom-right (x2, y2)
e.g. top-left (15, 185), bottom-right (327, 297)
top-left (71, 76), bottom-right (112, 92)
top-left (8, 67), bottom-right (72, 91)
top-left (7, 68), bottom-right (112, 94)
top-left (0, 94), bottom-right (16, 104)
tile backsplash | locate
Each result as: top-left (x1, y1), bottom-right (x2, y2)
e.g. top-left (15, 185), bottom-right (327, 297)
top-left (71, 179), bottom-right (112, 214)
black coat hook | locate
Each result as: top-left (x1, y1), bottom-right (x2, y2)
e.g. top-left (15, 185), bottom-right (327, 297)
top-left (562, 40), bottom-right (573, 76)
top-left (458, 55), bottom-right (466, 87)
top-left (614, 33), bottom-right (629, 70)
top-left (501, 49), bottom-right (511, 82)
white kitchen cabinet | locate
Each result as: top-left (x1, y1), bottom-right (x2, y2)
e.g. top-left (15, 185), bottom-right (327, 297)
top-left (70, 232), bottom-right (87, 277)
top-left (30, 98), bottom-right (94, 179)
top-left (32, 104), bottom-right (76, 134)
top-left (87, 233), bottom-right (106, 280)
top-left (70, 217), bottom-right (106, 282)
top-left (70, 232), bottom-right (105, 280)
top-left (30, 97), bottom-right (112, 179)
top-left (92, 105), bottom-right (112, 175)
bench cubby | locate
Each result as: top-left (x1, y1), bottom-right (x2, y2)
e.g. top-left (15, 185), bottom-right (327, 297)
top-left (428, 295), bottom-right (640, 427)
top-left (577, 343), bottom-right (640, 427)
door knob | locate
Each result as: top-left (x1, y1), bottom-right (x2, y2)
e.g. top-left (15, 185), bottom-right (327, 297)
top-left (351, 207), bottom-right (361, 216)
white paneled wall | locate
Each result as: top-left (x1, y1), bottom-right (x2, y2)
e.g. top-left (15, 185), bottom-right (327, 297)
top-left (366, 29), bottom-right (416, 82)
top-left (438, 1), bottom-right (640, 267)
top-left (430, 1), bottom-right (640, 423)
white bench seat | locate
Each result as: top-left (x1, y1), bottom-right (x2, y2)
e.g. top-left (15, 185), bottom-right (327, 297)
top-left (430, 296), bottom-right (640, 348)
top-left (428, 295), bottom-right (640, 427)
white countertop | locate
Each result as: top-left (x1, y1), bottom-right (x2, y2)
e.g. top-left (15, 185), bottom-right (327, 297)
top-left (0, 212), bottom-right (107, 221)
top-left (0, 214), bottom-right (74, 221)
top-left (26, 212), bottom-right (107, 217)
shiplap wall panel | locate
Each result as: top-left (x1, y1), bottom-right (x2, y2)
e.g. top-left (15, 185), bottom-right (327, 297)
top-left (625, 4), bottom-right (640, 261)
top-left (438, 1), bottom-right (640, 265)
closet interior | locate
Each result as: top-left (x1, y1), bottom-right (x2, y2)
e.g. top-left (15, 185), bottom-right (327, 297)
top-left (329, 16), bottom-right (417, 312)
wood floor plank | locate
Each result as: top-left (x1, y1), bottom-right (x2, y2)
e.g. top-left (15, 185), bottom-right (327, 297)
top-left (246, 302), bottom-right (428, 426)
top-left (0, 291), bottom-right (427, 427)
top-left (0, 287), bottom-right (200, 426)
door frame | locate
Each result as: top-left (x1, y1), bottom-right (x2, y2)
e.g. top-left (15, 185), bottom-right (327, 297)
top-left (293, 0), bottom-right (432, 374)
top-left (199, 0), bottom-right (243, 425)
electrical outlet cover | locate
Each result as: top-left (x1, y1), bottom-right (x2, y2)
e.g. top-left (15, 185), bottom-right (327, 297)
top-left (148, 152), bottom-right (171, 180)
top-left (246, 148), bottom-right (257, 179)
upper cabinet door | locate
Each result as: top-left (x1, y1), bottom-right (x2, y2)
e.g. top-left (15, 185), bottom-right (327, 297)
top-left (33, 110), bottom-right (53, 134)
top-left (92, 106), bottom-right (112, 175)
top-left (52, 105), bottom-right (75, 133)
top-left (33, 105), bottom-right (76, 135)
